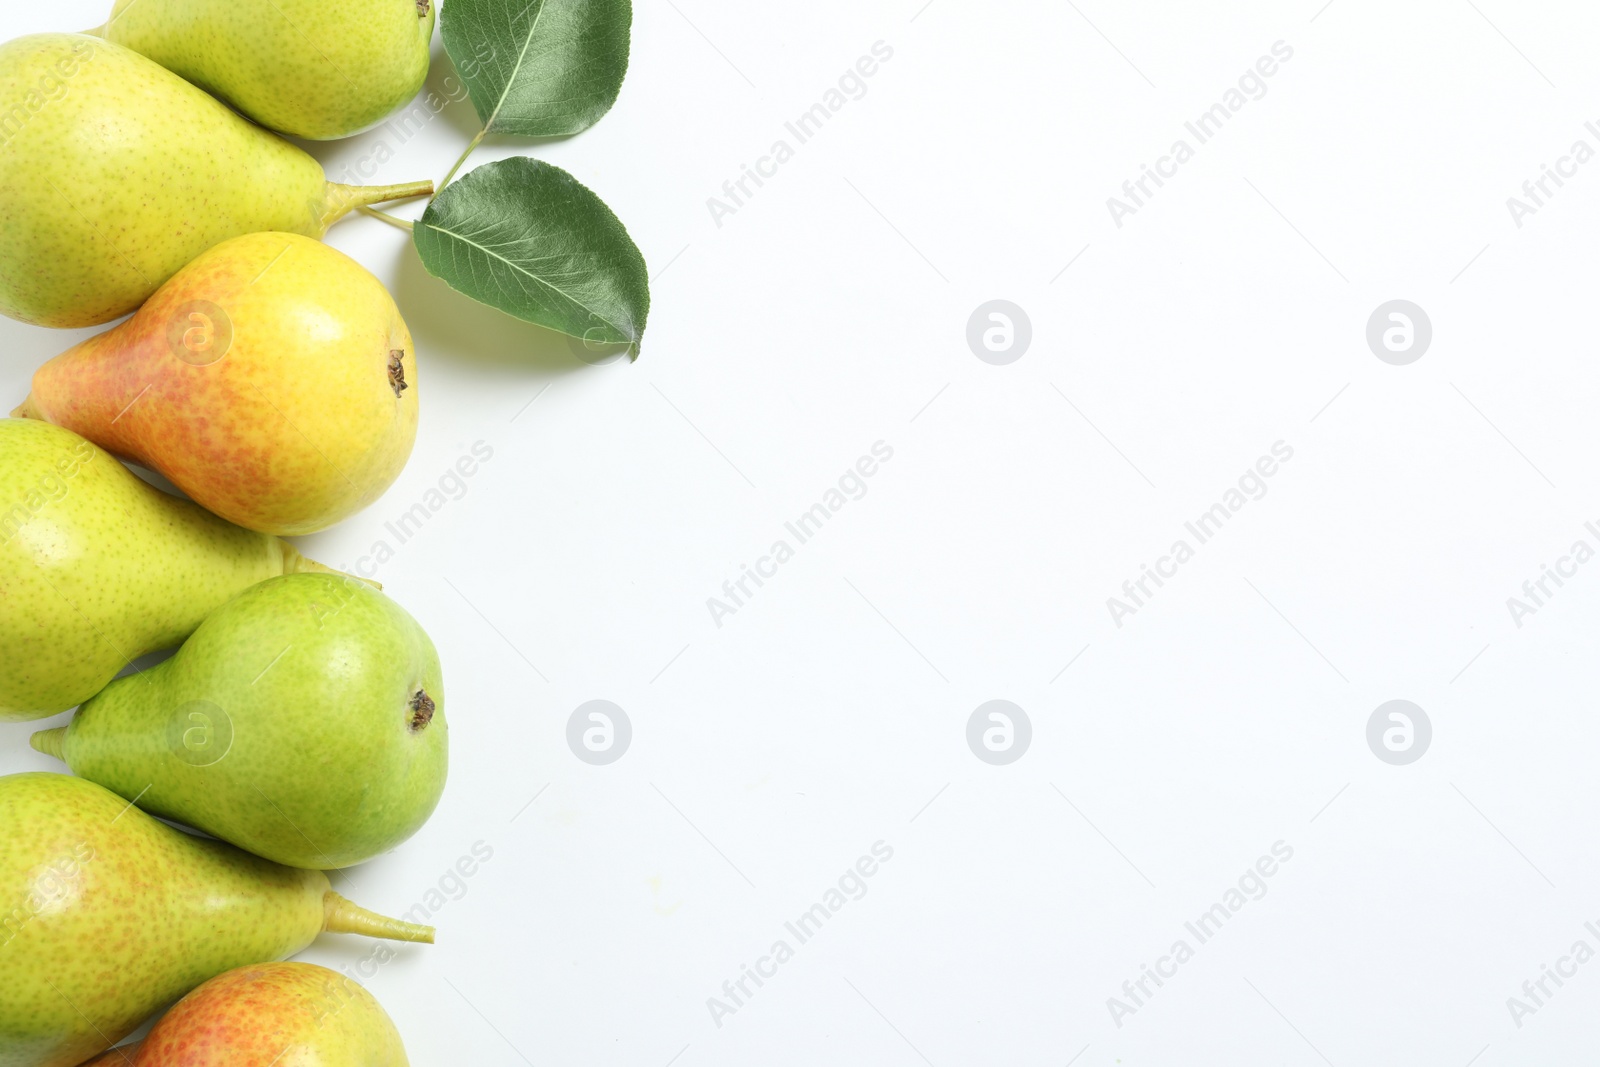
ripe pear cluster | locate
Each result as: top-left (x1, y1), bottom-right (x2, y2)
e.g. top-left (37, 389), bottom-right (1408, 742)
top-left (0, 3), bottom-right (452, 1065)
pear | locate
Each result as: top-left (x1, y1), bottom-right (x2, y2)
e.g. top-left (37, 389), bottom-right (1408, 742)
top-left (0, 773), bottom-right (433, 1067)
top-left (133, 963), bottom-right (409, 1065)
top-left (33, 573), bottom-right (447, 870)
top-left (0, 419), bottom-right (362, 721)
top-left (15, 233), bottom-right (420, 536)
top-left (78, 1048), bottom-right (138, 1066)
top-left (0, 34), bottom-right (431, 328)
top-left (102, 0), bottom-right (435, 141)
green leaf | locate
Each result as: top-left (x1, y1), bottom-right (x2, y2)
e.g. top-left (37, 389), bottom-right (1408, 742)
top-left (413, 156), bottom-right (650, 356)
top-left (442, 0), bottom-right (632, 137)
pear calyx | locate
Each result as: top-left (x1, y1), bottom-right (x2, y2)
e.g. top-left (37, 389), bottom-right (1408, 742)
top-left (323, 891), bottom-right (435, 943)
top-left (409, 690), bottom-right (436, 732)
top-left (30, 726), bottom-right (67, 760)
top-left (388, 350), bottom-right (409, 397)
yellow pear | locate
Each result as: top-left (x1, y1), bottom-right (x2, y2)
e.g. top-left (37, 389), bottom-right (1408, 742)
top-left (0, 773), bottom-right (433, 1067)
top-left (0, 419), bottom-right (367, 721)
top-left (0, 34), bottom-right (429, 328)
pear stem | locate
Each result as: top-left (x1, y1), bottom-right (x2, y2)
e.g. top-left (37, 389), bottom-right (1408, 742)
top-left (436, 130), bottom-right (486, 199)
top-left (359, 206), bottom-right (414, 233)
top-left (323, 892), bottom-right (435, 944)
top-left (280, 544), bottom-right (382, 591)
top-left (321, 180), bottom-right (435, 230)
top-left (30, 727), bottom-right (67, 761)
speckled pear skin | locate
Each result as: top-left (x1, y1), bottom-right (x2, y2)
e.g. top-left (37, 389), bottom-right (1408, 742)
top-left (105, 0), bottom-right (436, 141)
top-left (0, 419), bottom-right (347, 722)
top-left (0, 774), bottom-right (351, 1067)
top-left (0, 35), bottom-right (429, 328)
top-left (19, 233), bottom-right (420, 537)
top-left (45, 573), bottom-right (447, 870)
top-left (133, 963), bottom-right (409, 1066)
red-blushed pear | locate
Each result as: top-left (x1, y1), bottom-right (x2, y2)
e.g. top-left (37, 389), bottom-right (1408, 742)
top-left (133, 964), bottom-right (408, 1066)
top-left (14, 233), bottom-right (419, 537)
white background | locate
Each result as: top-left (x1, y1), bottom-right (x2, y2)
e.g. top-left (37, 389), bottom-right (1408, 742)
top-left (5, 1), bottom-right (1600, 1064)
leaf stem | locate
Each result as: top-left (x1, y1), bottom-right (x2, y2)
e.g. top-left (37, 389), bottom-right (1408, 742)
top-left (436, 129), bottom-right (487, 200)
top-left (359, 206), bottom-right (415, 233)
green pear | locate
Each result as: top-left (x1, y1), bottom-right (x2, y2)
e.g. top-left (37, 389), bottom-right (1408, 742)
top-left (33, 573), bottom-right (448, 870)
top-left (103, 0), bottom-right (436, 141)
top-left (0, 419), bottom-right (362, 722)
top-left (134, 962), bottom-right (409, 1064)
top-left (0, 34), bottom-right (431, 328)
top-left (0, 773), bottom-right (433, 1067)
